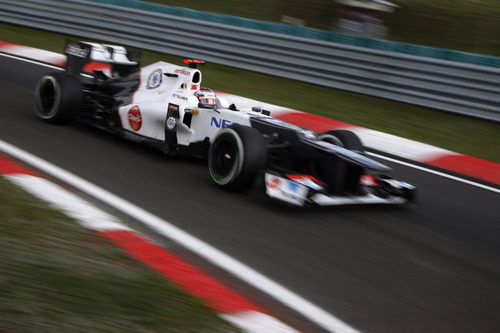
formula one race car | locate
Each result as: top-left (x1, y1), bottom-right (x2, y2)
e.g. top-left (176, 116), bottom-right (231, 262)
top-left (33, 41), bottom-right (415, 206)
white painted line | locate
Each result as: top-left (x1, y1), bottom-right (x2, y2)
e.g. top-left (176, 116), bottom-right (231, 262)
top-left (355, 128), bottom-right (455, 162)
top-left (5, 174), bottom-right (131, 231)
top-left (6, 170), bottom-right (300, 333)
top-left (0, 52), bottom-right (93, 79)
top-left (368, 152), bottom-right (500, 194)
top-left (0, 44), bottom-right (65, 63)
top-left (220, 311), bottom-right (301, 333)
top-left (0, 138), bottom-right (359, 333)
top-left (0, 52), bottom-right (62, 70)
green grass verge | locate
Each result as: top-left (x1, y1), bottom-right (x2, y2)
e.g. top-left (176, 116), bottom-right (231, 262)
top-left (0, 176), bottom-right (238, 332)
top-left (1, 23), bottom-right (499, 163)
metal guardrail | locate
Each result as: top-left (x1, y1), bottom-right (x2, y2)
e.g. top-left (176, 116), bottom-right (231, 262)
top-left (1, 0), bottom-right (499, 122)
top-left (87, 0), bottom-right (500, 70)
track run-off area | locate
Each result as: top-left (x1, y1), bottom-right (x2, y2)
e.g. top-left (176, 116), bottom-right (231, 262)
top-left (1, 51), bottom-right (499, 332)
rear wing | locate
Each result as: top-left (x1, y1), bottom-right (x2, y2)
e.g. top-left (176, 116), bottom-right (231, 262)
top-left (64, 40), bottom-right (140, 76)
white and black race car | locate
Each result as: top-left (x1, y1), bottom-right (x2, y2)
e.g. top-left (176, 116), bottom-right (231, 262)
top-left (33, 41), bottom-right (415, 206)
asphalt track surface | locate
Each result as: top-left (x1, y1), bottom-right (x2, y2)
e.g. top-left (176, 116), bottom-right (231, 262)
top-left (1, 55), bottom-right (499, 332)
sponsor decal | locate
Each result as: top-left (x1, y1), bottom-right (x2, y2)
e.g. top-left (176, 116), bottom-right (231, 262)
top-left (288, 181), bottom-right (300, 192)
top-left (166, 116), bottom-right (176, 130)
top-left (168, 103), bottom-right (180, 115)
top-left (380, 178), bottom-right (415, 190)
top-left (265, 174), bottom-right (308, 206)
top-left (65, 43), bottom-right (88, 58)
top-left (360, 175), bottom-right (378, 187)
top-left (174, 68), bottom-right (191, 76)
top-left (147, 69), bottom-right (162, 89)
top-left (172, 93), bottom-right (188, 101)
top-left (267, 177), bottom-right (280, 189)
top-left (287, 174), bottom-right (325, 190)
top-left (128, 106), bottom-right (142, 131)
top-left (211, 117), bottom-right (239, 128)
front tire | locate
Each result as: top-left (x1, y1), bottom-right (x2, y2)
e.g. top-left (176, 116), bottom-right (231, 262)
top-left (316, 129), bottom-right (364, 194)
top-left (317, 129), bottom-right (363, 152)
top-left (208, 125), bottom-right (266, 190)
top-left (34, 72), bottom-right (82, 124)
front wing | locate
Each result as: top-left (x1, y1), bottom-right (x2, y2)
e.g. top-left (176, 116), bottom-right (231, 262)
top-left (264, 173), bottom-right (415, 207)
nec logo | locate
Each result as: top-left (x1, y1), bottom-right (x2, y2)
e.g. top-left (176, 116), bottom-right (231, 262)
top-left (211, 117), bottom-right (239, 128)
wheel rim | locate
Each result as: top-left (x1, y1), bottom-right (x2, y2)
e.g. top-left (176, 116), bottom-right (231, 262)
top-left (35, 76), bottom-right (60, 119)
top-left (318, 134), bottom-right (344, 147)
top-left (210, 134), bottom-right (239, 184)
top-left (40, 81), bottom-right (56, 113)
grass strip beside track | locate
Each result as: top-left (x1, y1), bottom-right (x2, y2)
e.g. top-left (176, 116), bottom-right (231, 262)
top-left (1, 23), bottom-right (499, 163)
top-left (0, 176), bottom-right (238, 332)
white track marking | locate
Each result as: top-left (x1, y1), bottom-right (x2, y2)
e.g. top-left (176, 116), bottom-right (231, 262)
top-left (368, 152), bottom-right (500, 194)
top-left (221, 311), bottom-right (301, 333)
top-left (0, 52), bottom-right (62, 70)
top-left (0, 44), bottom-right (65, 64)
top-left (4, 178), bottom-right (298, 333)
top-left (0, 52), bottom-right (92, 78)
top-left (0, 139), bottom-right (359, 333)
top-left (3, 155), bottom-right (298, 332)
top-left (355, 128), bottom-right (456, 162)
top-left (5, 174), bottom-right (131, 231)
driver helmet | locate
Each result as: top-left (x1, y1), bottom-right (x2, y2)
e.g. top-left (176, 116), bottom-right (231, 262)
top-left (194, 88), bottom-right (217, 108)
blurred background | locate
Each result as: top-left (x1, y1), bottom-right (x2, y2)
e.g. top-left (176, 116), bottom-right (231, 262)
top-left (1, 1), bottom-right (500, 332)
top-left (149, 0), bottom-right (500, 56)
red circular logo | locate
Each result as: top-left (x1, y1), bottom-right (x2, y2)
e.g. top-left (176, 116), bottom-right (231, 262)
top-left (128, 106), bottom-right (142, 131)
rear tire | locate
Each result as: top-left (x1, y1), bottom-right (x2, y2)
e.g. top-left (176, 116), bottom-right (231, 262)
top-left (208, 125), bottom-right (266, 190)
top-left (34, 72), bottom-right (82, 124)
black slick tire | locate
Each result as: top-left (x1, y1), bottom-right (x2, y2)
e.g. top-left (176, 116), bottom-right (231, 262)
top-left (34, 72), bottom-right (82, 124)
top-left (208, 125), bottom-right (266, 190)
top-left (317, 129), bottom-right (363, 152)
top-left (316, 129), bottom-right (364, 194)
